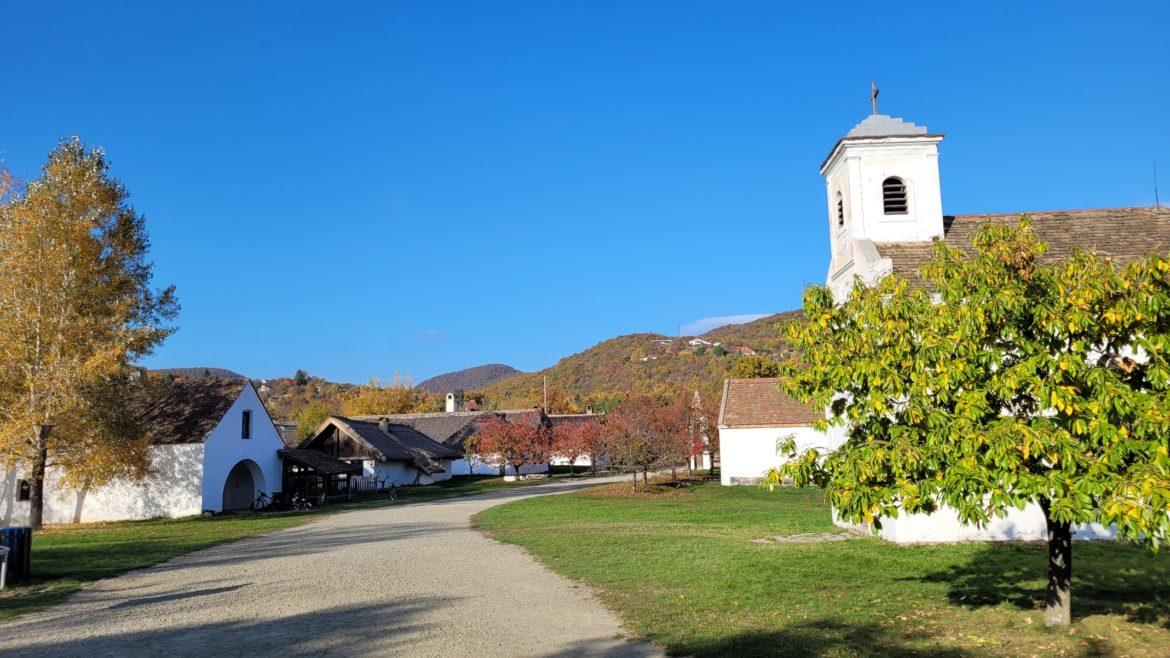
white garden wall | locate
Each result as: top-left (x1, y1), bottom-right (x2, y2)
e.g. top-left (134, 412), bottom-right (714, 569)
top-left (451, 457), bottom-right (549, 477)
top-left (0, 444), bottom-right (204, 525)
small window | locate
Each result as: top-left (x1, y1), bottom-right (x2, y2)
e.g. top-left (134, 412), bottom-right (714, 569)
top-left (836, 191), bottom-right (845, 227)
top-left (882, 177), bottom-right (908, 214)
top-left (18, 479), bottom-right (30, 501)
top-left (241, 410), bottom-right (252, 439)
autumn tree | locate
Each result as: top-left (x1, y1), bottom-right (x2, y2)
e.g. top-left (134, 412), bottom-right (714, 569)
top-left (551, 420), bottom-right (603, 476)
top-left (771, 219), bottom-right (1170, 627)
top-left (0, 139), bottom-right (179, 529)
top-left (293, 400), bottom-right (335, 442)
top-left (462, 434), bottom-right (483, 476)
top-left (476, 416), bottom-right (549, 478)
top-left (340, 375), bottom-right (440, 416)
top-left (604, 397), bottom-right (674, 489)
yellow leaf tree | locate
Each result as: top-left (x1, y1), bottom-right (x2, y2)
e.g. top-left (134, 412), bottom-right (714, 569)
top-left (0, 138), bottom-right (179, 529)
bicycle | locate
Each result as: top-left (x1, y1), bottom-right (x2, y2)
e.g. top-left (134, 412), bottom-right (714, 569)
top-left (252, 490), bottom-right (273, 511)
top-left (291, 492), bottom-right (313, 511)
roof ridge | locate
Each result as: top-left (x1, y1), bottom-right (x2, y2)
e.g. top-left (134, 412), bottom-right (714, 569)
top-left (950, 205), bottom-right (1166, 219)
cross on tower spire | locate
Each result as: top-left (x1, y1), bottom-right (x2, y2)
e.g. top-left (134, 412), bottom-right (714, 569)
top-left (870, 80), bottom-right (879, 115)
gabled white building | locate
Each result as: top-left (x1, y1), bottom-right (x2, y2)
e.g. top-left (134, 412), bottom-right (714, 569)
top-left (0, 380), bottom-right (285, 525)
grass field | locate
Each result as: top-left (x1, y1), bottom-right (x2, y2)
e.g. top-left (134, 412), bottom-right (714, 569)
top-left (0, 475), bottom-right (548, 621)
top-left (475, 480), bottom-right (1170, 657)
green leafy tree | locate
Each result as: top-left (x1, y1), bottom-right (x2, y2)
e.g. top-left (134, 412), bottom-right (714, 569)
top-left (0, 139), bottom-right (179, 529)
top-left (728, 355), bottom-right (782, 379)
top-left (770, 219), bottom-right (1170, 627)
top-left (294, 369), bottom-right (309, 386)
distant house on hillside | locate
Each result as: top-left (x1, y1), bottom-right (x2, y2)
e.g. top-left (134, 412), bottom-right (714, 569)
top-left (1, 380), bottom-right (287, 525)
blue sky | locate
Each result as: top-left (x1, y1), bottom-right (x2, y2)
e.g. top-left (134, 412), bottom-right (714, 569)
top-left (2, 1), bottom-right (1167, 383)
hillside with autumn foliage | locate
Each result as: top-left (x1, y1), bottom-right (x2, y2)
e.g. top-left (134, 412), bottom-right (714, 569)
top-left (475, 311), bottom-right (801, 412)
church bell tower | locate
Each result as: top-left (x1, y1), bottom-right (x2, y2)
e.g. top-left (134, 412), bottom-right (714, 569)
top-left (821, 91), bottom-right (945, 300)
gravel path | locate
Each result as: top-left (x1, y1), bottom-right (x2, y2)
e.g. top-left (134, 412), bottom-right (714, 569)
top-left (0, 477), bottom-right (661, 657)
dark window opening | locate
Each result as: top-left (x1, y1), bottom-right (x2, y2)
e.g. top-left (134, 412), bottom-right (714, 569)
top-left (242, 410), bottom-right (252, 439)
top-left (882, 177), bottom-right (908, 214)
top-left (836, 192), bottom-right (845, 227)
top-left (18, 479), bottom-right (30, 501)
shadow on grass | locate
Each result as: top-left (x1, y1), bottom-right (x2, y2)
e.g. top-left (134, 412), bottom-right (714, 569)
top-left (545, 619), bottom-right (966, 658)
top-left (913, 542), bottom-right (1170, 628)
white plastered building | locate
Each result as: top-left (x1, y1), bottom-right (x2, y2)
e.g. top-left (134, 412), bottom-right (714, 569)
top-left (0, 380), bottom-right (285, 525)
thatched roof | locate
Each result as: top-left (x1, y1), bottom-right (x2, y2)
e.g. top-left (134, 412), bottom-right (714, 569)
top-left (322, 417), bottom-right (459, 474)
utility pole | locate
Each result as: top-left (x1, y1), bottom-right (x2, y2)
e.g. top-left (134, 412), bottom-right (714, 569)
top-left (543, 375), bottom-right (548, 411)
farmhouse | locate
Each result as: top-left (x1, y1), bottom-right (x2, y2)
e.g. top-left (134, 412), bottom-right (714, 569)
top-left (0, 380), bottom-right (285, 525)
top-left (296, 416), bottom-right (460, 487)
top-left (719, 108), bottom-right (1167, 542)
top-left (372, 405), bottom-right (571, 476)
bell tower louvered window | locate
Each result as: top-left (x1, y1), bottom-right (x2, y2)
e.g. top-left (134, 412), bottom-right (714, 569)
top-left (882, 177), bottom-right (908, 214)
top-left (836, 191), bottom-right (845, 227)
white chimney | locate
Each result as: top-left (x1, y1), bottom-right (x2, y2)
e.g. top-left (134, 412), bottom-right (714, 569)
top-left (378, 418), bottom-right (390, 433)
top-left (445, 393), bottom-right (456, 413)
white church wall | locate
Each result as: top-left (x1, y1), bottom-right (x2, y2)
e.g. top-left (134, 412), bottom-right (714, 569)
top-left (836, 503), bottom-right (1116, 543)
top-left (719, 425), bottom-right (829, 486)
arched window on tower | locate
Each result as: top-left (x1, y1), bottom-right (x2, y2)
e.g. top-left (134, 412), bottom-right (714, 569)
top-left (836, 191), bottom-right (845, 227)
top-left (882, 177), bottom-right (908, 214)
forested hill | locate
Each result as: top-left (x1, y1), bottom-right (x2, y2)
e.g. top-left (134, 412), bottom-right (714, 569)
top-left (477, 311), bottom-right (801, 412)
top-left (417, 363), bottom-right (522, 393)
top-left (150, 367), bottom-right (247, 381)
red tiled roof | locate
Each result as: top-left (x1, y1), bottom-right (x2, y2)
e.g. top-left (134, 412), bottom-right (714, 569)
top-left (718, 378), bottom-right (821, 428)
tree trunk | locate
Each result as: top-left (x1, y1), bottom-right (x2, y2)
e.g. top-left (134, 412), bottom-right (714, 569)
top-left (642, 468), bottom-right (648, 484)
top-left (671, 465), bottom-right (677, 480)
top-left (631, 471), bottom-right (637, 492)
top-left (1040, 498), bottom-right (1073, 627)
top-left (28, 433), bottom-right (48, 530)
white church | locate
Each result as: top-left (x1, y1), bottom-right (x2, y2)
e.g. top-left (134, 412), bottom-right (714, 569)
top-left (718, 105), bottom-right (1170, 542)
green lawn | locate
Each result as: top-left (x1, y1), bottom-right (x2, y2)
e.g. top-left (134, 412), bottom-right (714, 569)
top-left (0, 475), bottom-right (549, 621)
top-left (475, 481), bottom-right (1170, 657)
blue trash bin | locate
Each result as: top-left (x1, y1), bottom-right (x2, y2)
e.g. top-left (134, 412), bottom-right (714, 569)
top-left (0, 527), bottom-right (32, 582)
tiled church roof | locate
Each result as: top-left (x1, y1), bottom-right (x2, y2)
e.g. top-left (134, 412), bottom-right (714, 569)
top-left (877, 206), bottom-right (1170, 285)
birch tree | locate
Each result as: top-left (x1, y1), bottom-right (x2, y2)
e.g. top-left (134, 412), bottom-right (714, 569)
top-left (0, 139), bottom-right (178, 529)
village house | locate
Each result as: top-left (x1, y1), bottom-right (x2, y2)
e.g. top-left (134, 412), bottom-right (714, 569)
top-left (0, 380), bottom-right (287, 525)
top-left (717, 378), bottom-right (824, 486)
top-left (718, 108), bottom-right (1167, 542)
top-left (295, 416), bottom-right (460, 488)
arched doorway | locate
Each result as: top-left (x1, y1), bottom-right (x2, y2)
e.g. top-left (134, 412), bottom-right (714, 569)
top-left (222, 460), bottom-right (265, 511)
